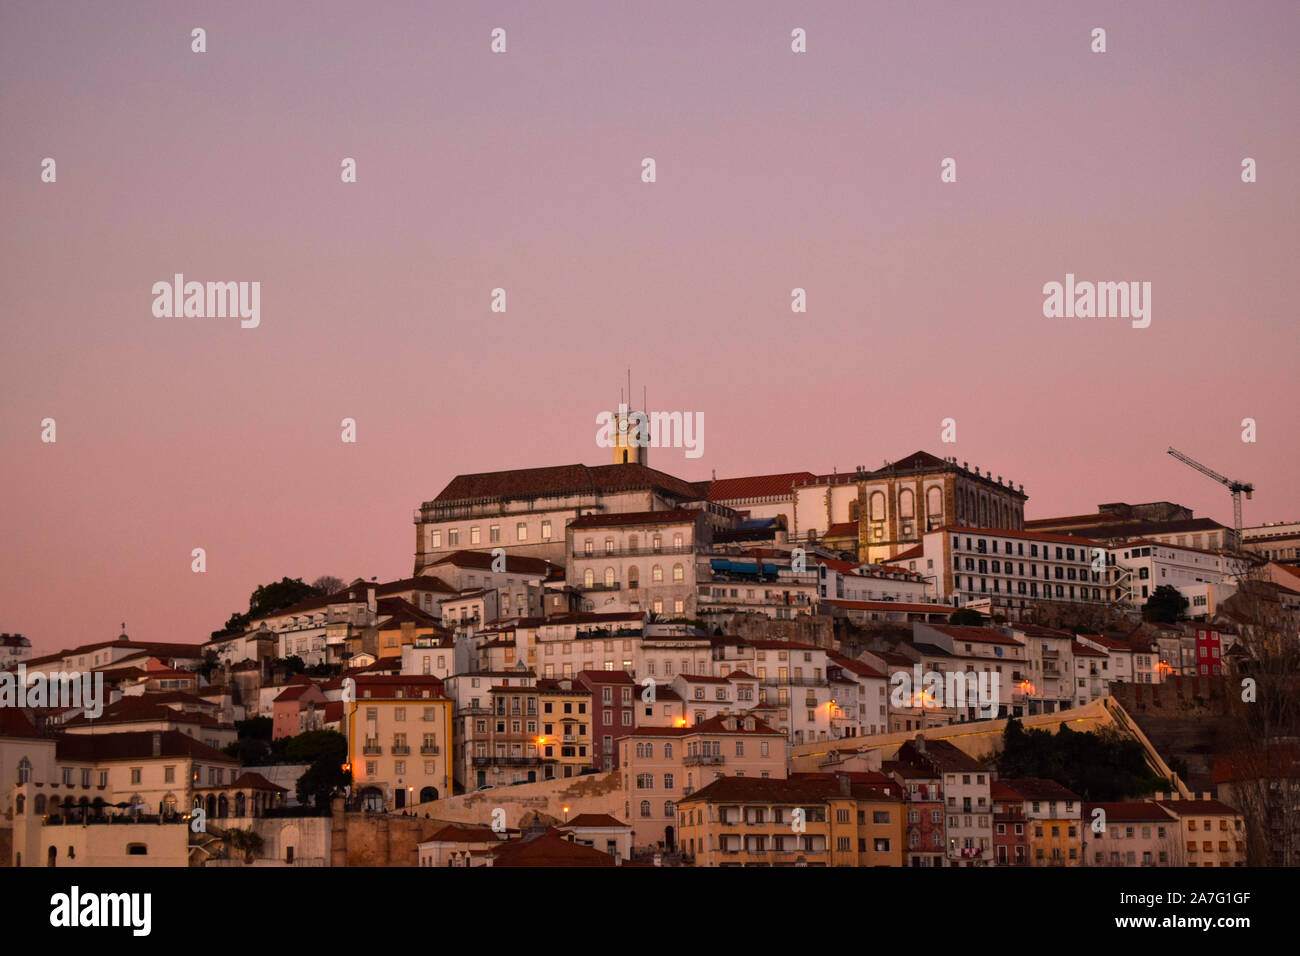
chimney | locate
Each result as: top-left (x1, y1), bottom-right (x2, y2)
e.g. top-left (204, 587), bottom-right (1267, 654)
top-left (367, 587), bottom-right (377, 613)
top-left (837, 772), bottom-right (851, 796)
top-left (151, 732), bottom-right (162, 757)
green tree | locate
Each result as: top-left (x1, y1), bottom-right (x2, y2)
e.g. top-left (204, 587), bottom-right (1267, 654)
top-left (1143, 584), bottom-right (1188, 623)
top-left (994, 719), bottom-right (1169, 801)
top-left (948, 608), bottom-right (983, 626)
top-left (211, 576), bottom-right (322, 638)
top-left (287, 730), bottom-right (351, 809)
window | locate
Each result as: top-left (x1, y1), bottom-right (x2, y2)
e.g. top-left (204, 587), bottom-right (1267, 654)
top-left (516, 522), bottom-right (527, 541)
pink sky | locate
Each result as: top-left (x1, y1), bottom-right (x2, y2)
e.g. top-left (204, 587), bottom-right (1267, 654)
top-left (2, 0), bottom-right (1297, 654)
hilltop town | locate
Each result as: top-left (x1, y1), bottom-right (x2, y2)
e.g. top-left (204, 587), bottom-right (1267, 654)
top-left (4, 448), bottom-right (1298, 868)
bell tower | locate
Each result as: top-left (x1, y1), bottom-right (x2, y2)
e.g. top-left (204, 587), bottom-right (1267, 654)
top-left (612, 372), bottom-right (648, 466)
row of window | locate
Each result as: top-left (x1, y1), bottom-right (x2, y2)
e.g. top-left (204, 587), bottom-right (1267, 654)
top-left (430, 520), bottom-right (552, 549)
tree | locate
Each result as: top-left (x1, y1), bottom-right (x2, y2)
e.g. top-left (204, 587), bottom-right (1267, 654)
top-left (1143, 585), bottom-right (1188, 623)
top-left (949, 608), bottom-right (983, 626)
top-left (288, 730), bottom-right (351, 809)
top-left (312, 575), bottom-right (346, 595)
top-left (223, 827), bottom-right (264, 864)
top-left (1218, 566), bottom-right (1300, 865)
top-left (211, 576), bottom-right (323, 638)
top-left (993, 719), bottom-right (1169, 801)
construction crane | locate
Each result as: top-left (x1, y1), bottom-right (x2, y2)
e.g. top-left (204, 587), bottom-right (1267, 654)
top-left (1166, 447), bottom-right (1254, 539)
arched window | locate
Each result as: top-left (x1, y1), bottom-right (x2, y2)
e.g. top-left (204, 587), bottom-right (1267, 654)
top-left (604, 538), bottom-right (615, 555)
top-left (848, 501), bottom-right (859, 521)
top-left (234, 792), bottom-right (246, 817)
top-left (34, 794), bottom-right (46, 813)
top-left (899, 489), bottom-right (915, 519)
top-left (672, 564), bottom-right (684, 582)
top-left (583, 569), bottom-right (595, 588)
top-left (604, 567), bottom-right (615, 588)
top-left (628, 567), bottom-right (639, 589)
top-left (927, 487), bottom-right (943, 522)
top-left (870, 492), bottom-right (886, 521)
top-left (17, 757), bottom-right (31, 784)
top-left (628, 535), bottom-right (639, 552)
top-left (664, 800), bottom-right (675, 817)
top-left (652, 565), bottom-right (663, 583)
top-left (663, 742), bottom-right (672, 758)
top-left (640, 800), bottom-right (652, 818)
top-left (15, 795), bottom-right (25, 815)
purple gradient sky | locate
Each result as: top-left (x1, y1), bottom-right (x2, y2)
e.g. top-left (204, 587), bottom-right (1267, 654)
top-left (2, 0), bottom-right (1297, 654)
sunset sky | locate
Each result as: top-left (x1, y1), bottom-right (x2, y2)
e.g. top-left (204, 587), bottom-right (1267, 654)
top-left (2, 0), bottom-right (1296, 654)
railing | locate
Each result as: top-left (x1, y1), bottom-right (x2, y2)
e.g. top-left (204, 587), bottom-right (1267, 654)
top-left (390, 745), bottom-right (410, 755)
top-left (580, 583), bottom-right (621, 592)
top-left (472, 756), bottom-right (545, 767)
top-left (420, 745), bottom-right (441, 755)
top-left (684, 754), bottom-right (725, 766)
top-left (760, 677), bottom-right (826, 687)
top-left (362, 743), bottom-right (382, 755)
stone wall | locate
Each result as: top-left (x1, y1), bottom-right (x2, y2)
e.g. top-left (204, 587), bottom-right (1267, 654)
top-left (329, 770), bottom-right (626, 866)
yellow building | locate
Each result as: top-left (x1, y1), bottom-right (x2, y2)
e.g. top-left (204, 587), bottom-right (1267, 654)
top-left (999, 778), bottom-right (1083, 867)
top-left (346, 676), bottom-right (453, 811)
top-left (538, 680), bottom-right (593, 778)
top-left (677, 773), bottom-right (905, 867)
top-left (1155, 797), bottom-right (1247, 867)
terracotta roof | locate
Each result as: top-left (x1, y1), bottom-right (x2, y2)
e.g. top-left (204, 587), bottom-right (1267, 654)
top-left (1153, 799), bottom-right (1240, 817)
top-left (1071, 641), bottom-right (1107, 658)
top-left (426, 823), bottom-right (506, 844)
top-left (826, 652), bottom-right (887, 679)
top-left (56, 730), bottom-right (237, 764)
top-left (887, 544), bottom-right (925, 562)
top-left (924, 625), bottom-right (1023, 646)
top-left (575, 670), bottom-right (637, 685)
top-left (63, 697), bottom-right (219, 728)
top-left (996, 777), bottom-right (1082, 802)
top-left (432, 463), bottom-right (708, 506)
top-left (24, 639), bottom-right (206, 669)
top-left (490, 827), bottom-right (618, 867)
top-left (0, 708), bottom-right (39, 738)
top-left (230, 771), bottom-right (288, 792)
top-left (708, 472), bottom-right (815, 502)
top-left (677, 673), bottom-right (730, 684)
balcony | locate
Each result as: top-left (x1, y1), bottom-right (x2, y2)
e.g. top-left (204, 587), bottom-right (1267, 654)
top-left (580, 583), bottom-right (621, 592)
top-left (472, 756), bottom-right (545, 767)
top-left (760, 676), bottom-right (825, 687)
top-left (420, 745), bottom-right (441, 755)
top-left (684, 753), bottom-right (725, 767)
top-left (362, 742), bottom-right (382, 756)
top-left (390, 745), bottom-right (411, 756)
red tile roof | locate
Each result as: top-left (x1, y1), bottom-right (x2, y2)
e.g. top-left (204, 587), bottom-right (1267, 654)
top-left (490, 827), bottom-right (618, 867)
top-left (708, 472), bottom-right (816, 502)
top-left (432, 463), bottom-right (708, 506)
